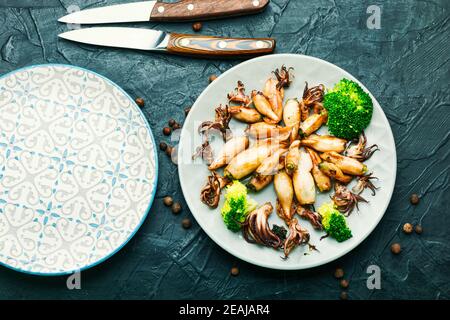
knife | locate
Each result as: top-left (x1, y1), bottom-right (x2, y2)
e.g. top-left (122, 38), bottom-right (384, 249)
top-left (58, 0), bottom-right (270, 24)
top-left (58, 27), bottom-right (275, 57)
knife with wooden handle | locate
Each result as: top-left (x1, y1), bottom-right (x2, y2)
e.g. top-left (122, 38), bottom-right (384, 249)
top-left (58, 27), bottom-right (275, 57)
top-left (58, 0), bottom-right (270, 24)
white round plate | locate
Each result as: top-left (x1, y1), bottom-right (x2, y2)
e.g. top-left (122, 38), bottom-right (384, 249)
top-left (178, 54), bottom-right (396, 270)
top-left (0, 64), bottom-right (158, 275)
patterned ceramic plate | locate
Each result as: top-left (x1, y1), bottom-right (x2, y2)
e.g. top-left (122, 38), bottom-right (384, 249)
top-left (178, 54), bottom-right (396, 270)
top-left (0, 64), bottom-right (157, 275)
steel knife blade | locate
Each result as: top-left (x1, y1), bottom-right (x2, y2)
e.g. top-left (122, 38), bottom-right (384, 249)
top-left (58, 0), bottom-right (270, 24)
top-left (58, 27), bottom-right (275, 57)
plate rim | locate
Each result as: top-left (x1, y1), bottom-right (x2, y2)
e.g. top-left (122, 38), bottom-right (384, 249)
top-left (179, 53), bottom-right (397, 270)
top-left (0, 63), bottom-right (159, 276)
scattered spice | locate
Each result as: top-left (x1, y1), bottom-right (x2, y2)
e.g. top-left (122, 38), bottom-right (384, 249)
top-left (415, 225), bottom-right (423, 234)
top-left (402, 223), bottom-right (413, 234)
top-left (135, 97), bottom-right (145, 108)
top-left (340, 279), bottom-right (349, 289)
top-left (391, 243), bottom-right (401, 255)
top-left (192, 22), bottom-right (202, 32)
top-left (171, 202), bottom-right (182, 214)
top-left (159, 142), bottom-right (167, 151)
top-left (231, 267), bottom-right (239, 276)
top-left (182, 218), bottom-right (192, 229)
top-left (334, 268), bottom-right (344, 279)
top-left (209, 74), bottom-right (218, 83)
top-left (340, 291), bottom-right (348, 300)
top-left (184, 107), bottom-right (191, 116)
top-left (410, 193), bottom-right (420, 205)
top-left (168, 119), bottom-right (176, 127)
top-left (172, 122), bottom-right (182, 130)
top-left (163, 196), bottom-right (173, 207)
top-left (165, 145), bottom-right (173, 157)
top-left (163, 127), bottom-right (172, 136)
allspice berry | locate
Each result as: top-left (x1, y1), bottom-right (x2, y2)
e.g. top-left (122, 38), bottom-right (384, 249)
top-left (159, 142), bottom-right (167, 151)
top-left (415, 225), bottom-right (423, 234)
top-left (168, 119), bottom-right (176, 127)
top-left (135, 97), bottom-right (145, 108)
top-left (165, 146), bottom-right (173, 157)
top-left (192, 22), bottom-right (202, 32)
top-left (163, 127), bottom-right (171, 136)
top-left (182, 218), bottom-right (192, 229)
top-left (340, 279), bottom-right (349, 289)
top-left (231, 267), bottom-right (239, 276)
top-left (163, 196), bottom-right (173, 207)
top-left (171, 202), bottom-right (182, 214)
top-left (402, 223), bottom-right (413, 234)
top-left (209, 74), bottom-right (218, 83)
top-left (340, 291), bottom-right (348, 300)
top-left (172, 123), bottom-right (182, 130)
top-left (334, 268), bottom-right (344, 279)
top-left (391, 243), bottom-right (401, 255)
top-left (410, 193), bottom-right (420, 205)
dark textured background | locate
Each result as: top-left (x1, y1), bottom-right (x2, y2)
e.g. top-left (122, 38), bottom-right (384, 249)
top-left (0, 0), bottom-right (449, 300)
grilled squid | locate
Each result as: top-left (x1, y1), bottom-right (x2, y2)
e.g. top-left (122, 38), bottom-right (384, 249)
top-left (274, 170), bottom-right (295, 222)
top-left (283, 99), bottom-right (300, 142)
top-left (256, 148), bottom-right (287, 176)
top-left (247, 174), bottom-right (274, 192)
top-left (251, 91), bottom-right (280, 122)
top-left (320, 151), bottom-right (368, 176)
top-left (283, 218), bottom-right (310, 258)
top-left (298, 110), bottom-right (328, 137)
top-left (292, 148), bottom-right (316, 205)
top-left (306, 147), bottom-right (331, 192)
top-left (198, 104), bottom-right (232, 142)
top-left (296, 205), bottom-right (323, 230)
top-left (262, 78), bottom-right (283, 122)
top-left (346, 131), bottom-right (379, 161)
top-left (200, 171), bottom-right (230, 208)
top-left (228, 80), bottom-right (251, 107)
top-left (352, 173), bottom-right (379, 195)
top-left (242, 203), bottom-right (282, 249)
top-left (246, 122), bottom-right (292, 140)
top-left (299, 82), bottom-right (325, 120)
top-left (224, 139), bottom-right (286, 180)
top-left (285, 140), bottom-right (300, 175)
top-left (301, 134), bottom-right (347, 153)
top-left (229, 106), bottom-right (262, 123)
top-left (208, 136), bottom-right (249, 170)
top-left (318, 161), bottom-right (353, 184)
top-left (332, 183), bottom-right (368, 215)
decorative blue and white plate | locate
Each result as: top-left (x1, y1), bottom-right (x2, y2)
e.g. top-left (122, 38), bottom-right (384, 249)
top-left (0, 64), bottom-right (157, 275)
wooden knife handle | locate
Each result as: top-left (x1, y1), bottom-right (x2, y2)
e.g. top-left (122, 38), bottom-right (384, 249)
top-left (166, 33), bottom-right (275, 57)
top-left (150, 0), bottom-right (270, 22)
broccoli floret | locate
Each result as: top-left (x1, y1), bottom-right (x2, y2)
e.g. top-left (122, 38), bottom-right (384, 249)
top-left (318, 202), bottom-right (352, 242)
top-left (221, 181), bottom-right (257, 232)
top-left (323, 79), bottom-right (373, 140)
top-left (271, 224), bottom-right (288, 241)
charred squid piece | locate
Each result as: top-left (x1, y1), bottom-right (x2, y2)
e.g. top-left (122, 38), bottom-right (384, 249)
top-left (298, 110), bottom-right (328, 137)
top-left (247, 174), bottom-right (274, 192)
top-left (283, 99), bottom-right (301, 142)
top-left (320, 151), bottom-right (368, 176)
top-left (227, 81), bottom-right (251, 106)
top-left (245, 122), bottom-right (292, 140)
top-left (256, 148), bottom-right (288, 176)
top-left (285, 140), bottom-right (300, 175)
top-left (251, 91), bottom-right (280, 122)
top-left (208, 136), bottom-right (249, 170)
top-left (318, 161), bottom-right (353, 184)
top-left (346, 131), bottom-right (379, 161)
top-left (332, 183), bottom-right (368, 216)
top-left (224, 139), bottom-right (287, 180)
top-left (200, 171), bottom-right (230, 208)
top-left (302, 82), bottom-right (325, 119)
top-left (301, 134), bottom-right (347, 153)
top-left (242, 203), bottom-right (282, 250)
top-left (229, 105), bottom-right (263, 123)
top-left (263, 78), bottom-right (284, 122)
top-left (274, 170), bottom-right (295, 222)
top-left (296, 205), bottom-right (323, 230)
top-left (283, 218), bottom-right (310, 258)
top-left (198, 104), bottom-right (232, 142)
top-left (273, 65), bottom-right (293, 90)
top-left (306, 148), bottom-right (331, 192)
top-left (292, 148), bottom-right (316, 205)
top-left (352, 173), bottom-right (379, 196)
top-left (192, 138), bottom-right (214, 165)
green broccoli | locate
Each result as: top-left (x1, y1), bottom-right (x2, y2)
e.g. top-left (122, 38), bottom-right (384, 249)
top-left (221, 181), bottom-right (257, 232)
top-left (318, 202), bottom-right (352, 242)
top-left (323, 78), bottom-right (373, 140)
